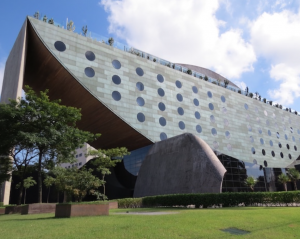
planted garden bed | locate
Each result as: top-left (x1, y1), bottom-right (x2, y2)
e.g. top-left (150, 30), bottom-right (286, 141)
top-left (55, 202), bottom-right (109, 218)
top-left (0, 208), bottom-right (5, 214)
top-left (5, 205), bottom-right (23, 214)
top-left (21, 203), bottom-right (56, 215)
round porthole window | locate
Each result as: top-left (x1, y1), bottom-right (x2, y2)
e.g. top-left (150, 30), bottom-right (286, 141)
top-left (289, 154), bottom-right (292, 160)
top-left (253, 159), bottom-right (258, 164)
top-left (221, 96), bottom-right (226, 103)
top-left (177, 94), bottom-right (183, 102)
top-left (251, 147), bottom-right (255, 154)
top-left (295, 145), bottom-right (298, 151)
top-left (112, 75), bottom-right (121, 85)
top-left (264, 160), bottom-right (268, 167)
top-left (266, 120), bottom-right (270, 126)
top-left (262, 149), bottom-right (266, 155)
top-left (250, 136), bottom-right (254, 143)
top-left (137, 113), bottom-right (145, 122)
top-left (84, 67), bottom-right (95, 77)
top-left (271, 151), bottom-right (275, 157)
top-left (192, 86), bottom-right (198, 93)
top-left (278, 142), bottom-right (282, 148)
top-left (112, 91), bottom-right (121, 101)
top-left (193, 99), bottom-right (199, 106)
top-left (157, 74), bottom-right (164, 83)
top-left (225, 131), bottom-right (231, 139)
top-left (287, 144), bottom-right (290, 150)
top-left (136, 67), bottom-right (144, 76)
top-left (270, 140), bottom-right (273, 146)
top-left (158, 88), bottom-right (165, 97)
top-left (280, 152), bottom-right (284, 158)
top-left (211, 128), bottom-right (217, 136)
top-left (158, 102), bottom-right (166, 111)
top-left (112, 60), bottom-right (121, 69)
top-left (292, 136), bottom-right (295, 142)
top-left (196, 125), bottom-right (202, 133)
top-left (285, 134), bottom-right (288, 140)
top-left (260, 138), bottom-right (264, 145)
top-left (298, 129), bottom-right (300, 134)
top-left (160, 132), bottom-right (167, 141)
top-left (224, 119), bottom-right (229, 127)
top-left (177, 107), bottom-right (184, 115)
top-left (195, 111), bottom-right (201, 119)
top-left (290, 127), bottom-right (293, 133)
top-left (175, 80), bottom-right (182, 88)
top-left (136, 97), bottom-right (145, 106)
top-left (159, 117), bottom-right (166, 126)
top-left (276, 132), bottom-right (280, 139)
top-left (248, 125), bottom-right (252, 132)
top-left (85, 51), bottom-right (95, 61)
top-left (209, 103), bottom-right (214, 110)
top-left (244, 103), bottom-right (248, 110)
top-left (210, 115), bottom-right (215, 123)
top-left (227, 144), bottom-right (232, 151)
top-left (179, 121), bottom-right (185, 130)
top-left (268, 130), bottom-right (271, 136)
top-left (258, 128), bottom-right (262, 134)
top-left (136, 82), bottom-right (144, 91)
top-left (222, 107), bottom-right (227, 113)
top-left (207, 91), bottom-right (212, 98)
top-left (54, 41), bottom-right (66, 52)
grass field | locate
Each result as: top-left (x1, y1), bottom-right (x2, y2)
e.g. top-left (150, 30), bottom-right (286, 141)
top-left (1, 207), bottom-right (300, 238)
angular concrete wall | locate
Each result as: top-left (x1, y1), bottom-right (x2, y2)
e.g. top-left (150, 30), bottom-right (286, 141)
top-left (134, 133), bottom-right (226, 197)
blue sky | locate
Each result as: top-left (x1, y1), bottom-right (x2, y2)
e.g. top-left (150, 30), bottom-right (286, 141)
top-left (1, 0), bottom-right (300, 111)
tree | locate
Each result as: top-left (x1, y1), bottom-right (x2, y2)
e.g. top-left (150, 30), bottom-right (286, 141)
top-left (0, 157), bottom-right (13, 185)
top-left (278, 173), bottom-right (290, 191)
top-left (204, 75), bottom-right (208, 81)
top-left (224, 79), bottom-right (229, 88)
top-left (34, 11), bottom-right (40, 19)
top-left (263, 98), bottom-right (266, 103)
top-left (238, 90), bottom-right (241, 94)
top-left (16, 177), bottom-right (36, 204)
top-left (0, 86), bottom-right (99, 203)
top-left (88, 147), bottom-right (129, 198)
top-left (187, 69), bottom-right (192, 75)
top-left (244, 176), bottom-right (257, 192)
top-left (287, 168), bottom-right (300, 190)
top-left (82, 25), bottom-right (88, 36)
top-left (108, 37), bottom-right (114, 46)
top-left (268, 101), bottom-right (273, 106)
top-left (245, 86), bottom-right (249, 96)
top-left (43, 15), bottom-right (47, 22)
top-left (48, 18), bottom-right (54, 25)
top-left (44, 176), bottom-right (56, 203)
top-left (67, 20), bottom-right (75, 31)
top-left (249, 92), bottom-right (253, 98)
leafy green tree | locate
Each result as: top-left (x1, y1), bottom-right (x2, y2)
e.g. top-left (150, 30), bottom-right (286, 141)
top-left (0, 86), bottom-right (99, 203)
top-left (0, 157), bottom-right (12, 185)
top-left (244, 176), bottom-right (257, 192)
top-left (108, 37), bottom-right (114, 46)
top-left (287, 168), bottom-right (300, 190)
top-left (82, 25), bottom-right (88, 36)
top-left (16, 177), bottom-right (36, 204)
top-left (223, 79), bottom-right (229, 88)
top-left (187, 69), bottom-right (192, 75)
top-left (88, 147), bottom-right (129, 198)
top-left (278, 173), bottom-right (290, 191)
top-left (204, 75), bottom-right (208, 81)
top-left (44, 176), bottom-right (56, 203)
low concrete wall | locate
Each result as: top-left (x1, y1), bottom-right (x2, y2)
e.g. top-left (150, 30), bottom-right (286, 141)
top-left (55, 204), bottom-right (109, 218)
top-left (109, 201), bottom-right (118, 209)
top-left (21, 203), bottom-right (56, 215)
top-left (0, 208), bottom-right (5, 214)
top-left (5, 206), bottom-right (23, 214)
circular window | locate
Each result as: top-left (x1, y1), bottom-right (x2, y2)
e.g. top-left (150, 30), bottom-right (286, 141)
top-left (251, 147), bottom-right (256, 154)
top-left (264, 160), bottom-right (268, 167)
top-left (264, 110), bottom-right (268, 116)
top-left (287, 144), bottom-right (290, 150)
top-left (179, 121), bottom-right (185, 130)
top-left (289, 154), bottom-right (292, 160)
top-left (255, 107), bottom-right (258, 113)
top-left (210, 115), bottom-right (215, 123)
top-left (256, 117), bottom-right (261, 123)
top-left (112, 91), bottom-right (121, 101)
top-left (137, 113), bottom-right (145, 122)
top-left (295, 146), bottom-right (298, 151)
top-left (196, 125), bottom-right (202, 133)
top-left (84, 67), bottom-right (95, 77)
top-left (136, 97), bottom-right (145, 106)
top-left (227, 144), bottom-right (232, 151)
top-left (276, 132), bottom-right (280, 139)
top-left (159, 117), bottom-right (166, 126)
top-left (209, 103), bottom-right (214, 110)
top-left (54, 41), bottom-right (66, 52)
top-left (280, 152), bottom-right (284, 158)
top-left (283, 125), bottom-right (287, 131)
top-left (213, 141), bottom-right (219, 149)
top-left (253, 159), bottom-right (258, 164)
top-left (177, 94), bottom-right (183, 102)
top-left (278, 142), bottom-right (282, 148)
top-left (136, 67), bottom-right (144, 76)
top-left (221, 96), bottom-right (226, 103)
top-left (224, 119), bottom-right (229, 127)
top-left (112, 60), bottom-right (121, 69)
top-left (211, 128), bottom-right (217, 136)
top-left (193, 98), bottom-right (199, 106)
top-left (222, 107), bottom-right (227, 114)
top-left (207, 91), bottom-right (212, 98)
top-left (266, 120), bottom-right (270, 126)
top-left (160, 132), bottom-right (167, 141)
top-left (268, 130), bottom-right (271, 136)
top-left (258, 128), bottom-right (262, 134)
top-left (85, 51), bottom-right (95, 61)
top-left (177, 107), bottom-right (184, 115)
top-left (158, 102), bottom-right (166, 111)
top-left (195, 111), bottom-right (201, 119)
top-left (260, 138), bottom-right (264, 145)
top-left (290, 127), bottom-right (293, 133)
top-left (157, 74), bottom-right (164, 83)
top-left (192, 86), bottom-right (198, 93)
top-left (271, 151), bottom-right (275, 157)
top-left (158, 88), bottom-right (165, 97)
top-left (262, 149), bottom-right (266, 155)
top-left (136, 82), bottom-right (144, 91)
top-left (250, 136), bottom-right (254, 143)
top-left (248, 125), bottom-right (252, 132)
top-left (285, 134), bottom-right (288, 140)
top-left (112, 75), bottom-right (121, 85)
top-left (244, 104), bottom-right (248, 110)
top-left (292, 136), bottom-right (295, 142)
top-left (270, 140), bottom-right (273, 146)
top-left (225, 131), bottom-right (230, 139)
top-left (298, 129), bottom-right (300, 134)
top-left (175, 80), bottom-right (182, 88)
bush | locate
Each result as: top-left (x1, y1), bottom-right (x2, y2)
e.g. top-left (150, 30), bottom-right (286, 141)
top-left (117, 198), bottom-right (142, 208)
top-left (142, 191), bottom-right (300, 208)
top-left (0, 202), bottom-right (3, 207)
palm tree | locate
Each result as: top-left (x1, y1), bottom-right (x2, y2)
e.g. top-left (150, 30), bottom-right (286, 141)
top-left (287, 168), bottom-right (300, 190)
top-left (67, 20), bottom-right (75, 32)
top-left (244, 176), bottom-right (257, 192)
top-left (278, 173), bottom-right (290, 191)
top-left (82, 25), bottom-right (88, 36)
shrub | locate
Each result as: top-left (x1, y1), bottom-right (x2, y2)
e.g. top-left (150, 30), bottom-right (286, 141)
top-left (117, 198), bottom-right (142, 208)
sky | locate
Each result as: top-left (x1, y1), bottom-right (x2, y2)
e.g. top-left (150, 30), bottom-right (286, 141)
top-left (1, 0), bottom-right (300, 111)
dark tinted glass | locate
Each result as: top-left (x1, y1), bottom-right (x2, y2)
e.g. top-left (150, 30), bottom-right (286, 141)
top-left (280, 152), bottom-right (284, 158)
top-left (54, 41), bottom-right (66, 52)
top-left (136, 97), bottom-right (145, 106)
top-left (262, 149), bottom-right (266, 155)
top-left (295, 146), bottom-right (298, 151)
top-left (158, 88), bottom-right (165, 97)
top-left (159, 117), bottom-right (166, 126)
top-left (196, 125), bottom-right (202, 133)
top-left (269, 140), bottom-right (273, 146)
top-left (207, 91), bottom-right (212, 98)
top-left (251, 147), bottom-right (255, 154)
top-left (225, 131), bottom-right (230, 139)
top-left (221, 95), bottom-right (226, 102)
top-left (195, 111), bottom-right (201, 119)
top-left (264, 160), bottom-right (268, 167)
top-left (209, 103), bottom-right (214, 110)
top-left (160, 132), bottom-right (167, 140)
top-left (244, 103), bottom-right (248, 110)
top-left (85, 51), bottom-right (95, 61)
top-left (136, 82), bottom-right (144, 91)
top-left (137, 113), bottom-right (145, 122)
top-left (112, 75), bottom-right (121, 85)
top-left (136, 67), bottom-right (144, 76)
top-left (289, 154), bottom-right (292, 159)
top-left (192, 86), bottom-right (198, 93)
top-left (211, 128), bottom-right (217, 136)
top-left (157, 74), bottom-right (164, 83)
top-left (179, 121), bottom-right (185, 130)
top-left (271, 151), bottom-right (275, 157)
top-left (112, 60), bottom-right (121, 69)
top-left (177, 107), bottom-right (184, 115)
top-left (287, 144), bottom-right (290, 150)
top-left (193, 99), bottom-right (199, 106)
top-left (260, 138), bottom-right (264, 145)
top-left (177, 94), bottom-right (183, 102)
top-left (175, 80), bottom-right (182, 88)
top-left (158, 102), bottom-right (166, 111)
top-left (278, 142), bottom-right (282, 148)
top-left (84, 67), bottom-right (95, 77)
top-left (112, 91), bottom-right (121, 101)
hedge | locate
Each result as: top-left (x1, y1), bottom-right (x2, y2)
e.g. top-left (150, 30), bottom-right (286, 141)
top-left (117, 198), bottom-right (142, 208)
top-left (142, 191), bottom-right (300, 208)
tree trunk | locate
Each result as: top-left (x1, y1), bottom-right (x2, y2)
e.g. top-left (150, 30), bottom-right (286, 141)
top-left (24, 188), bottom-right (26, 204)
top-left (57, 192), bottom-right (59, 203)
top-left (294, 181), bottom-right (297, 190)
top-left (17, 183), bottom-right (24, 205)
top-left (103, 175), bottom-right (105, 196)
top-left (37, 151), bottom-right (43, 203)
top-left (47, 187), bottom-right (50, 203)
top-left (284, 183), bottom-right (287, 192)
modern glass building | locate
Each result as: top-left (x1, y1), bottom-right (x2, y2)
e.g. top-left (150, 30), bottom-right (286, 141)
top-left (1, 16), bottom-right (300, 202)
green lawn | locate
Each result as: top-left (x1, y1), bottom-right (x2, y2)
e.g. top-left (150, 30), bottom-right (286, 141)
top-left (1, 207), bottom-right (300, 238)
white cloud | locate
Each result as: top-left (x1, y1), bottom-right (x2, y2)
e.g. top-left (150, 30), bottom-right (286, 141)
top-left (0, 59), bottom-right (5, 96)
top-left (251, 10), bottom-right (300, 105)
top-left (100, 0), bottom-right (256, 79)
top-left (234, 80), bottom-right (247, 91)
